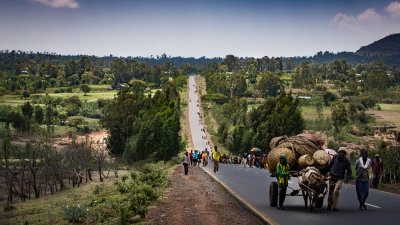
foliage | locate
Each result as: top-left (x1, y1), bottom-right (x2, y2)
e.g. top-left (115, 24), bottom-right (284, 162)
top-left (330, 102), bottom-right (349, 140)
top-left (250, 91), bottom-right (304, 151)
top-left (61, 202), bottom-right (86, 223)
top-left (257, 71), bottom-right (283, 97)
top-left (80, 84), bottom-right (91, 96)
top-left (101, 82), bottom-right (183, 161)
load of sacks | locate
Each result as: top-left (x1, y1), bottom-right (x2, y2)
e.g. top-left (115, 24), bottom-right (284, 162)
top-left (267, 134), bottom-right (330, 173)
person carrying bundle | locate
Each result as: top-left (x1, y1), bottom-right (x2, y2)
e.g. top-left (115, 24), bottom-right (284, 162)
top-left (276, 154), bottom-right (290, 210)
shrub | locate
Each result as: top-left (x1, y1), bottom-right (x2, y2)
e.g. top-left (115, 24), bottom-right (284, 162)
top-left (327, 139), bottom-right (339, 150)
top-left (61, 202), bottom-right (86, 223)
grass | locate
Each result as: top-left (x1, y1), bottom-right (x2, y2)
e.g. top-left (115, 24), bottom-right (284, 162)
top-left (301, 106), bottom-right (331, 119)
top-left (0, 171), bottom-right (128, 225)
top-left (378, 103), bottom-right (400, 112)
top-left (0, 87), bottom-right (162, 106)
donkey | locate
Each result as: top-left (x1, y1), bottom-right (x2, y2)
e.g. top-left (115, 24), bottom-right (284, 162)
top-left (298, 167), bottom-right (327, 212)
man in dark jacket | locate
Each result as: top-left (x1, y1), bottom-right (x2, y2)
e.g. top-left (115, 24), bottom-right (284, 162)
top-left (327, 147), bottom-right (352, 211)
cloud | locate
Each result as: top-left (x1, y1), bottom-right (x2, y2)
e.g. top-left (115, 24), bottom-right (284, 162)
top-left (29, 0), bottom-right (80, 9)
top-left (329, 8), bottom-right (385, 32)
top-left (385, 1), bottom-right (400, 18)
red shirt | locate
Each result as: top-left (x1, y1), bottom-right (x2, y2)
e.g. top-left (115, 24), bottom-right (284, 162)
top-left (371, 159), bottom-right (383, 174)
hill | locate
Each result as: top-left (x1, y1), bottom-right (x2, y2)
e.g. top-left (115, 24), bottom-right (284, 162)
top-left (356, 33), bottom-right (400, 57)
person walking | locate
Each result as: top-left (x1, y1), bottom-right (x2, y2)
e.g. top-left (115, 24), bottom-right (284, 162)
top-left (276, 154), bottom-right (290, 210)
top-left (327, 147), bottom-right (352, 211)
top-left (193, 150), bottom-right (198, 167)
top-left (212, 146), bottom-right (221, 173)
top-left (183, 152), bottom-right (190, 175)
top-left (356, 150), bottom-right (372, 210)
top-left (190, 150), bottom-right (194, 166)
top-left (371, 154), bottom-right (383, 188)
top-left (242, 153), bottom-right (247, 167)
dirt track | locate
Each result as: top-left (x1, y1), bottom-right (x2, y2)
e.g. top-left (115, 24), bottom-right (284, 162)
top-left (146, 165), bottom-right (265, 225)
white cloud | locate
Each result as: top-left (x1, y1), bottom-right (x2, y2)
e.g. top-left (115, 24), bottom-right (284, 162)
top-left (330, 8), bottom-right (385, 32)
top-left (385, 1), bottom-right (400, 18)
top-left (29, 0), bottom-right (80, 9)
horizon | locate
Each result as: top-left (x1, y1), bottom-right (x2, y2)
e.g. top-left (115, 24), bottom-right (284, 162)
top-left (1, 0), bottom-right (400, 58)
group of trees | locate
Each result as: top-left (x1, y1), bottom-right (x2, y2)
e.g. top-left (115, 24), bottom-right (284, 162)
top-left (0, 137), bottom-right (115, 205)
top-left (101, 81), bottom-right (183, 161)
top-left (213, 92), bottom-right (303, 154)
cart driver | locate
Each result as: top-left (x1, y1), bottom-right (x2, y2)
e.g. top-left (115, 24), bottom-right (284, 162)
top-left (276, 154), bottom-right (290, 210)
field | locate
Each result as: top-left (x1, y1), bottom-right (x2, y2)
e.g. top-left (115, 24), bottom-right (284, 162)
top-left (0, 86), bottom-right (161, 106)
top-left (367, 106), bottom-right (400, 127)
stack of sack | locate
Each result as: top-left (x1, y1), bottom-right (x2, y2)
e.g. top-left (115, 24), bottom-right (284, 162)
top-left (267, 134), bottom-right (330, 173)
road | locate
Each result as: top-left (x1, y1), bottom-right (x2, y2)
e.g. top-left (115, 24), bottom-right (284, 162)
top-left (187, 75), bottom-right (400, 225)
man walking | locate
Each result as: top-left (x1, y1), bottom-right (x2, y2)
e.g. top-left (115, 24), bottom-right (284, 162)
top-left (355, 149), bottom-right (371, 210)
top-left (276, 154), bottom-right (290, 210)
top-left (212, 146), bottom-right (221, 173)
top-left (328, 147), bottom-right (352, 211)
top-left (183, 152), bottom-right (190, 175)
top-left (371, 154), bottom-right (383, 188)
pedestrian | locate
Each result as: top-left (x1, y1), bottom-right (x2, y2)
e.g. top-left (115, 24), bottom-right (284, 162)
top-left (242, 153), bottom-right (247, 167)
top-left (356, 149), bottom-right (371, 210)
top-left (193, 150), bottom-right (198, 167)
top-left (276, 154), bottom-right (290, 210)
top-left (371, 154), bottom-right (383, 188)
top-left (190, 150), bottom-right (194, 166)
top-left (212, 146), bottom-right (221, 173)
top-left (203, 149), bottom-right (208, 166)
top-left (183, 152), bottom-right (190, 175)
top-left (327, 147), bottom-right (352, 211)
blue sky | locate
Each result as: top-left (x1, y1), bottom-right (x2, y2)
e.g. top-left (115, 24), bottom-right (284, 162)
top-left (0, 0), bottom-right (399, 57)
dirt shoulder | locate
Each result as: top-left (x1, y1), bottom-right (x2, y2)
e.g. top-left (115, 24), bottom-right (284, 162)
top-left (146, 166), bottom-right (265, 225)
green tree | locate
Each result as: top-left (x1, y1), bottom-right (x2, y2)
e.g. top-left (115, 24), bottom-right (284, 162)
top-left (34, 105), bottom-right (44, 124)
top-left (257, 71), bottom-right (283, 97)
top-left (331, 102), bottom-right (349, 141)
top-left (223, 55), bottom-right (240, 72)
top-left (21, 102), bottom-right (33, 119)
top-left (80, 84), bottom-right (91, 96)
top-left (250, 92), bottom-right (303, 151)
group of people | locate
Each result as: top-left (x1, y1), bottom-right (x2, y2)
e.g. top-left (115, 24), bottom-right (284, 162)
top-left (275, 147), bottom-right (384, 211)
top-left (182, 146), bottom-right (222, 175)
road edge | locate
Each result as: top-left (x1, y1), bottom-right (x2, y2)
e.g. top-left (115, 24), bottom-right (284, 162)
top-left (200, 167), bottom-right (279, 225)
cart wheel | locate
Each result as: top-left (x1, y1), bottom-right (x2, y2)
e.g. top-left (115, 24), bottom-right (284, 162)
top-left (315, 197), bottom-right (324, 208)
top-left (269, 181), bottom-right (278, 207)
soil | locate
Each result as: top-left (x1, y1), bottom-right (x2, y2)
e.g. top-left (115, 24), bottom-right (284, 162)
top-left (146, 166), bottom-right (265, 225)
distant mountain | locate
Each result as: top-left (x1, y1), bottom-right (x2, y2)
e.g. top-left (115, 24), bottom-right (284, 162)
top-left (356, 33), bottom-right (400, 57)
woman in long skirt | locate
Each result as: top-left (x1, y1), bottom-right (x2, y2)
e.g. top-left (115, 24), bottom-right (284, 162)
top-left (355, 149), bottom-right (371, 210)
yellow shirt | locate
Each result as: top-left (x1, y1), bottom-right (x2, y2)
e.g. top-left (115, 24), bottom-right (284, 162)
top-left (212, 150), bottom-right (221, 161)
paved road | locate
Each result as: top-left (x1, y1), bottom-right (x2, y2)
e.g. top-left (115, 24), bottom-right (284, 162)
top-left (188, 75), bottom-right (400, 225)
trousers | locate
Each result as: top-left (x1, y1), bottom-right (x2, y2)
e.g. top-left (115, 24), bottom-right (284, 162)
top-left (328, 179), bottom-right (343, 208)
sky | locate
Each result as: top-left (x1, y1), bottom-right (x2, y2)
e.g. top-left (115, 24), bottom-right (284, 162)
top-left (0, 0), bottom-right (399, 58)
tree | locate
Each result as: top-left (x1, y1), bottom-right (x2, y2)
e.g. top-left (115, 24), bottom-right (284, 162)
top-left (223, 55), bottom-right (240, 72)
top-left (257, 71), bottom-right (283, 97)
top-left (250, 92), bottom-right (304, 151)
top-left (34, 105), bottom-right (44, 124)
top-left (331, 102), bottom-right (349, 141)
top-left (21, 102), bottom-right (33, 119)
top-left (80, 84), bottom-right (91, 96)
top-left (22, 91), bottom-right (30, 99)
top-left (229, 73), bottom-right (247, 98)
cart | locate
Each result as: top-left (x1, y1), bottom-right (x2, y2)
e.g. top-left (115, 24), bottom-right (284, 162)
top-left (269, 171), bottom-right (327, 208)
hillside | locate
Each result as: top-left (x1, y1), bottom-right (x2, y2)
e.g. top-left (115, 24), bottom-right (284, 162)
top-left (356, 33), bottom-right (400, 57)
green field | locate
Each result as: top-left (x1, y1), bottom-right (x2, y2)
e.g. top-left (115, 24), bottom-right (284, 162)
top-left (0, 86), bottom-right (162, 106)
top-left (379, 103), bottom-right (400, 112)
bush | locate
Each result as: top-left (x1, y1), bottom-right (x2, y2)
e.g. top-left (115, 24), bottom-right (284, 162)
top-left (61, 202), bottom-right (86, 223)
top-left (315, 85), bottom-right (327, 92)
top-left (327, 139), bottom-right (339, 150)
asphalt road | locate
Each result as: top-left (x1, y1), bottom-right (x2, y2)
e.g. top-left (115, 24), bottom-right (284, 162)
top-left (187, 75), bottom-right (400, 225)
